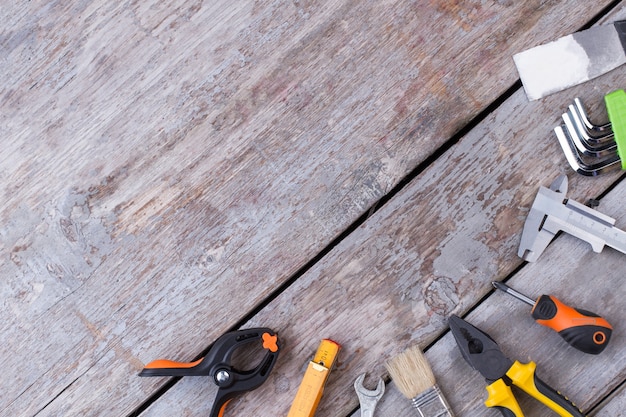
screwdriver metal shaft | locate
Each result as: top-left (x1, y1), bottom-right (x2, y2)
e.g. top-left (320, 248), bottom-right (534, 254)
top-left (492, 281), bottom-right (535, 306)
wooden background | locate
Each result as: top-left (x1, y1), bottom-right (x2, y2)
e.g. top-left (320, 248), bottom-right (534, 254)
top-left (1, 1), bottom-right (624, 416)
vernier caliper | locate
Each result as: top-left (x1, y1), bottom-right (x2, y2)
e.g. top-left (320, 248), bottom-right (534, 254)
top-left (519, 175), bottom-right (626, 262)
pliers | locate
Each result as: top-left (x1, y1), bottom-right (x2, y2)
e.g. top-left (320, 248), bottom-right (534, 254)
top-left (449, 315), bottom-right (585, 417)
top-left (139, 328), bottom-right (280, 417)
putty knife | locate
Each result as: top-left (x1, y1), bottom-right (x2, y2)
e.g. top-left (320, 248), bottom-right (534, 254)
top-left (514, 21), bottom-right (626, 101)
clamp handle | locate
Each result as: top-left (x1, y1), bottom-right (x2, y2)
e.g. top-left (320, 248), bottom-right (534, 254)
top-left (208, 344), bottom-right (280, 417)
top-left (140, 328), bottom-right (280, 417)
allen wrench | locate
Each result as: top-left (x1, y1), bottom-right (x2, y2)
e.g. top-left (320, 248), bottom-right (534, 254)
top-left (554, 90), bottom-right (626, 176)
top-left (554, 125), bottom-right (621, 176)
top-left (568, 104), bottom-right (615, 145)
top-left (572, 97), bottom-right (612, 138)
top-left (562, 111), bottom-right (616, 158)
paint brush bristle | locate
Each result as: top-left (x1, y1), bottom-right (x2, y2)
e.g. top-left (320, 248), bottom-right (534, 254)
top-left (386, 345), bottom-right (455, 416)
top-left (385, 345), bottom-right (435, 398)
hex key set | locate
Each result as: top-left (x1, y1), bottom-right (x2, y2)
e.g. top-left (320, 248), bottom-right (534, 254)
top-left (555, 90), bottom-right (626, 176)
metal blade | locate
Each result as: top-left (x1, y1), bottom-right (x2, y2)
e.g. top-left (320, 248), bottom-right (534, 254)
top-left (514, 22), bottom-right (626, 100)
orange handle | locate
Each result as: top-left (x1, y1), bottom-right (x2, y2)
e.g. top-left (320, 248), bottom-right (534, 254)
top-left (532, 295), bottom-right (612, 354)
top-left (217, 399), bottom-right (232, 417)
top-left (143, 358), bottom-right (203, 370)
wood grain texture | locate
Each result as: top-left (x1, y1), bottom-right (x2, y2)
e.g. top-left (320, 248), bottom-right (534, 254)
top-left (145, 102), bottom-right (626, 415)
top-left (592, 385), bottom-right (626, 416)
top-left (138, 6), bottom-right (626, 417)
top-left (0, 0), bottom-right (623, 416)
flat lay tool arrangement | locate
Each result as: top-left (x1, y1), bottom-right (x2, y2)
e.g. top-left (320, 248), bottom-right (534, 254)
top-left (5, 2), bottom-right (626, 417)
top-left (142, 177), bottom-right (621, 416)
top-left (136, 18), bottom-right (625, 417)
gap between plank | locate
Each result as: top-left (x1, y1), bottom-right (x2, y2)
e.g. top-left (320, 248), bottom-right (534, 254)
top-left (127, 1), bottom-right (624, 414)
top-left (126, 76), bottom-right (523, 417)
top-left (587, 378), bottom-right (626, 415)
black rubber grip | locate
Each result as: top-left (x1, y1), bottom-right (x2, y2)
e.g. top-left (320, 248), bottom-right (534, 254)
top-left (559, 325), bottom-right (611, 355)
top-left (494, 406), bottom-right (517, 417)
top-left (534, 375), bottom-right (586, 417)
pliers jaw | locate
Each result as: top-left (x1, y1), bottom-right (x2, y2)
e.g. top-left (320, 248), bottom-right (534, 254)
top-left (449, 315), bottom-right (513, 383)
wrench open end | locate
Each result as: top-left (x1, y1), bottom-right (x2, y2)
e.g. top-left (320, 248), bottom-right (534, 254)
top-left (354, 373), bottom-right (385, 417)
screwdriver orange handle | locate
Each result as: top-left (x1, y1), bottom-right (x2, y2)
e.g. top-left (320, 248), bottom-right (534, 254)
top-left (531, 295), bottom-right (612, 355)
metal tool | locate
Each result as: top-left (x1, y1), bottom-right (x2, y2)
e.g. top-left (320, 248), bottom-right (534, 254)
top-left (354, 373), bottom-right (385, 417)
top-left (139, 328), bottom-right (280, 417)
top-left (555, 126), bottom-right (622, 175)
top-left (449, 315), bottom-right (585, 417)
top-left (562, 112), bottom-right (616, 157)
top-left (513, 20), bottom-right (626, 100)
top-left (572, 98), bottom-right (612, 137)
top-left (492, 281), bottom-right (612, 354)
top-left (567, 103), bottom-right (615, 144)
top-left (555, 90), bottom-right (626, 175)
top-left (518, 175), bottom-right (626, 262)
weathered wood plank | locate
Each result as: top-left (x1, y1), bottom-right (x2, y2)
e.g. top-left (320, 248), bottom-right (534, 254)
top-left (138, 6), bottom-right (626, 417)
top-left (0, 0), bottom-right (622, 416)
top-left (142, 104), bottom-right (626, 415)
top-left (591, 385), bottom-right (626, 416)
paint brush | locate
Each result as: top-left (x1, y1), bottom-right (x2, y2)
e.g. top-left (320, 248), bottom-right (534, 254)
top-left (385, 345), bottom-right (454, 416)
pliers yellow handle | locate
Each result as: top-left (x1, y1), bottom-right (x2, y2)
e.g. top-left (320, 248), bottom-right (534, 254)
top-left (485, 379), bottom-right (523, 416)
top-left (485, 361), bottom-right (584, 417)
top-left (449, 316), bottom-right (586, 417)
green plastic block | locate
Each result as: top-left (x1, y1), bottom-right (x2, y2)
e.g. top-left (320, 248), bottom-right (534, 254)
top-left (605, 89), bottom-right (626, 170)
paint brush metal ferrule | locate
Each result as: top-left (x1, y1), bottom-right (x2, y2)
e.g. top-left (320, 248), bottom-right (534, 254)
top-left (411, 385), bottom-right (455, 417)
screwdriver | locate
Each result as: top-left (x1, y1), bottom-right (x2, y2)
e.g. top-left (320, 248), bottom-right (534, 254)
top-left (492, 281), bottom-right (612, 354)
